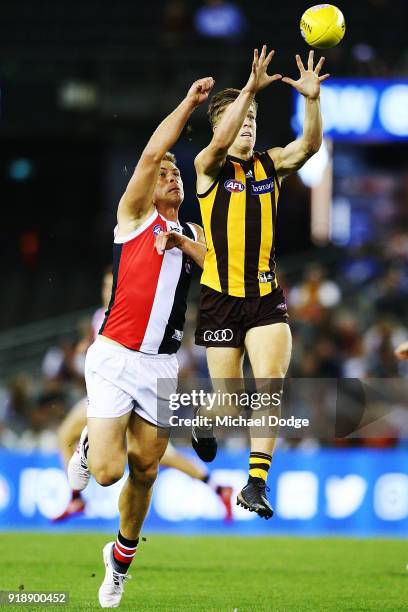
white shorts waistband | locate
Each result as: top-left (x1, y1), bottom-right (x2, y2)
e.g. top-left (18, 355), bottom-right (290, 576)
top-left (94, 336), bottom-right (175, 360)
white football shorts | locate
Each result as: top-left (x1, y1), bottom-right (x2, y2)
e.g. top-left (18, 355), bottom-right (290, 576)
top-left (85, 337), bottom-right (179, 427)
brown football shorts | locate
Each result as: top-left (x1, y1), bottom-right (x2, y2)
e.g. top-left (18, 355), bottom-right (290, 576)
top-left (195, 285), bottom-right (289, 348)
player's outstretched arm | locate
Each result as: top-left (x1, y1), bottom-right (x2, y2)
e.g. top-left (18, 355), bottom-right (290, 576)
top-left (117, 77), bottom-right (214, 230)
top-left (269, 51), bottom-right (330, 180)
top-left (195, 46), bottom-right (281, 181)
top-left (155, 224), bottom-right (207, 269)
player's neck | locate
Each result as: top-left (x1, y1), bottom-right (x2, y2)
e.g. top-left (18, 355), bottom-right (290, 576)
top-left (155, 204), bottom-right (179, 223)
top-left (228, 144), bottom-right (253, 161)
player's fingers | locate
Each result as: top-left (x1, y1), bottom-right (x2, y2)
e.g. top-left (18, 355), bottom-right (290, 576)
top-left (319, 73), bottom-right (330, 82)
top-left (155, 233), bottom-right (168, 255)
top-left (268, 73), bottom-right (282, 82)
top-left (281, 77), bottom-right (297, 87)
top-left (314, 56), bottom-right (325, 75)
top-left (260, 44), bottom-right (267, 61)
top-left (198, 77), bottom-right (214, 90)
top-left (308, 49), bottom-right (314, 70)
top-left (155, 237), bottom-right (163, 255)
top-left (295, 54), bottom-right (305, 74)
top-left (252, 48), bottom-right (258, 73)
top-left (264, 50), bottom-right (275, 67)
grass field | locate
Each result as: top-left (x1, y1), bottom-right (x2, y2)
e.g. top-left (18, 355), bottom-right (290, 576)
top-left (0, 533), bottom-right (407, 611)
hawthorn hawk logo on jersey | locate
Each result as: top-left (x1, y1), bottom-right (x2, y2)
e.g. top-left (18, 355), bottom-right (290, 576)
top-left (152, 224), bottom-right (163, 236)
top-left (224, 179), bottom-right (245, 193)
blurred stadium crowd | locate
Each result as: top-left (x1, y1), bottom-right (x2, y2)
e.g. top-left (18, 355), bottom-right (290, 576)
top-left (1, 1), bottom-right (408, 452)
top-left (2, 229), bottom-right (408, 451)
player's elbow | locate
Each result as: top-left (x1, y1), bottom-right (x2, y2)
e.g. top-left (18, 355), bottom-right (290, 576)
top-left (210, 136), bottom-right (230, 155)
top-left (305, 138), bottom-right (322, 156)
top-left (141, 149), bottom-right (164, 165)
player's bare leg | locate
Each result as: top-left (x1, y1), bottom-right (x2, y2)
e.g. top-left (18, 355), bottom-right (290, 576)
top-left (54, 399), bottom-right (87, 521)
top-left (239, 323), bottom-right (292, 518)
top-left (69, 412), bottom-right (131, 493)
top-left (119, 414), bottom-right (169, 539)
top-left (58, 399), bottom-right (88, 467)
top-left (99, 414), bottom-right (169, 607)
top-left (87, 414), bottom-right (131, 486)
top-left (192, 346), bottom-right (244, 462)
top-left (161, 442), bottom-right (233, 520)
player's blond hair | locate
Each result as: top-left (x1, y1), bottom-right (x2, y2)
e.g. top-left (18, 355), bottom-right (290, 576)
top-left (208, 88), bottom-right (258, 128)
top-left (163, 151), bottom-right (177, 164)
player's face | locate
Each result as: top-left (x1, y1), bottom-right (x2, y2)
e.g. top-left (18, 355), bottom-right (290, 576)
top-left (234, 106), bottom-right (257, 149)
top-left (153, 160), bottom-right (184, 207)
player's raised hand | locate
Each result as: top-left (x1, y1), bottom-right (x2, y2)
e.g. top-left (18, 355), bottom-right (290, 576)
top-left (186, 77), bottom-right (215, 107)
top-left (395, 341), bottom-right (408, 361)
top-left (155, 230), bottom-right (185, 255)
top-left (245, 45), bottom-right (282, 93)
top-left (282, 51), bottom-right (330, 99)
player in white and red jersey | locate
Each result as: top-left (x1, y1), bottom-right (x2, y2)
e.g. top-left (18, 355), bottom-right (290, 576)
top-left (55, 271), bottom-right (233, 524)
top-left (67, 77), bottom-right (214, 608)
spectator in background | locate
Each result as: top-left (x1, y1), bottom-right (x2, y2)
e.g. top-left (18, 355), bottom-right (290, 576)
top-left (374, 267), bottom-right (408, 321)
top-left (2, 374), bottom-right (34, 436)
top-left (289, 264), bottom-right (341, 324)
top-left (194, 0), bottom-right (246, 40)
top-left (161, 0), bottom-right (192, 48)
top-left (364, 320), bottom-right (405, 377)
top-left (395, 341), bottom-right (408, 361)
top-left (41, 337), bottom-right (78, 383)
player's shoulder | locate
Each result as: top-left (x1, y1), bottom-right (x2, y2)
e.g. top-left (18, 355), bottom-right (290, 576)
top-left (194, 148), bottom-right (207, 168)
top-left (259, 148), bottom-right (282, 165)
top-left (185, 222), bottom-right (205, 243)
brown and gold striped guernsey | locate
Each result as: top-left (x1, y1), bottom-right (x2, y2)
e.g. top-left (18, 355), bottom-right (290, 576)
top-left (198, 152), bottom-right (280, 298)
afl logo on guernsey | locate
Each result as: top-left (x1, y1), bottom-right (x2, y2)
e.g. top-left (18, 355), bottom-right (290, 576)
top-left (152, 224), bottom-right (163, 236)
top-left (224, 179), bottom-right (245, 193)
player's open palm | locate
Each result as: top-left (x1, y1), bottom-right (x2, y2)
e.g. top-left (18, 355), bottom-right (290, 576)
top-left (282, 51), bottom-right (330, 99)
top-left (187, 77), bottom-right (215, 107)
top-left (246, 45), bottom-right (282, 93)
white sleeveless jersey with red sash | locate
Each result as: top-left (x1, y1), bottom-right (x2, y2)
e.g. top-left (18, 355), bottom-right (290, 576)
top-left (99, 210), bottom-right (196, 354)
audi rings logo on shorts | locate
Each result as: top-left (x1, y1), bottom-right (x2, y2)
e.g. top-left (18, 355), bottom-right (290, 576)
top-left (203, 329), bottom-right (234, 342)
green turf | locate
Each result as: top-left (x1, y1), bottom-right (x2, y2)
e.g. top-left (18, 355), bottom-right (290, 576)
top-left (0, 533), bottom-right (407, 611)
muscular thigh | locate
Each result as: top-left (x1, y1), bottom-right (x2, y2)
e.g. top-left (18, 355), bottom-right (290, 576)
top-left (127, 413), bottom-right (169, 472)
top-left (245, 323), bottom-right (292, 379)
top-left (59, 397), bottom-right (87, 440)
top-left (87, 413), bottom-right (131, 474)
top-left (206, 346), bottom-right (244, 380)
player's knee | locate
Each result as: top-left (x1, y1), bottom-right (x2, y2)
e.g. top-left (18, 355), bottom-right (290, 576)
top-left (92, 463), bottom-right (124, 487)
top-left (257, 368), bottom-right (286, 381)
top-left (129, 457), bottom-right (159, 488)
